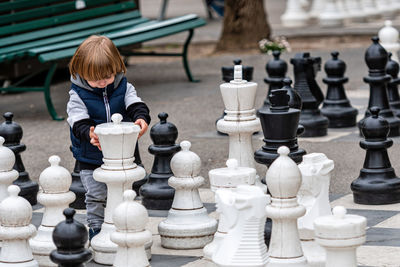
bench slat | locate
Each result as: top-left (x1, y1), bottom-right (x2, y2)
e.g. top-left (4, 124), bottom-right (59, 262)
top-left (0, 1), bottom-right (135, 36)
top-left (0, 11), bottom-right (141, 48)
top-left (0, 0), bottom-right (69, 13)
top-left (37, 18), bottom-right (206, 62)
top-left (0, 17), bottom-right (149, 62)
top-left (0, 0), bottom-right (128, 25)
top-left (29, 15), bottom-right (200, 56)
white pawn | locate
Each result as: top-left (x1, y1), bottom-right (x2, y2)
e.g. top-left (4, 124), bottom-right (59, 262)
top-left (298, 153), bottom-right (334, 267)
top-left (314, 206), bottom-right (367, 267)
top-left (319, 0), bottom-right (344, 27)
top-left (212, 185), bottom-right (270, 267)
top-left (0, 185), bottom-right (38, 266)
top-left (111, 190), bottom-right (152, 267)
top-left (265, 146), bottom-right (308, 267)
top-left (208, 158), bottom-right (256, 192)
top-left (30, 155), bottom-right (76, 266)
top-left (379, 20), bottom-right (400, 63)
top-left (0, 136), bottom-right (18, 201)
top-left (158, 141), bottom-right (217, 249)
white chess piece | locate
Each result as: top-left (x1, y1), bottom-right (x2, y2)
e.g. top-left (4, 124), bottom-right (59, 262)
top-left (319, 0), bottom-right (344, 27)
top-left (281, 0), bottom-right (310, 27)
top-left (314, 206), bottom-right (367, 267)
top-left (211, 185), bottom-right (270, 267)
top-left (379, 20), bottom-right (400, 63)
top-left (158, 141), bottom-right (217, 249)
top-left (0, 136), bottom-right (18, 202)
top-left (30, 156), bottom-right (76, 266)
top-left (0, 185), bottom-right (38, 266)
top-left (265, 146), bottom-right (308, 267)
top-left (111, 190), bottom-right (152, 267)
top-left (217, 65), bottom-right (266, 193)
top-left (90, 113), bottom-right (146, 265)
top-left (298, 153), bottom-right (334, 267)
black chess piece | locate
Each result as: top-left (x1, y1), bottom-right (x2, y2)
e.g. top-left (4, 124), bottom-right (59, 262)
top-left (358, 37), bottom-right (400, 137)
top-left (0, 112), bottom-right (39, 205)
top-left (258, 50), bottom-right (288, 115)
top-left (321, 51), bottom-right (358, 127)
top-left (217, 59), bottom-right (254, 135)
top-left (386, 52), bottom-right (400, 118)
top-left (351, 107), bottom-right (400, 205)
top-left (255, 82), bottom-right (306, 167)
top-left (69, 146), bottom-right (86, 209)
top-left (50, 208), bottom-right (92, 267)
top-left (291, 52), bottom-right (329, 137)
top-left (140, 112), bottom-right (181, 210)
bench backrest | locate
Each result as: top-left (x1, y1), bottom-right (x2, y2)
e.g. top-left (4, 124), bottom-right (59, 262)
top-left (0, 0), bottom-right (140, 39)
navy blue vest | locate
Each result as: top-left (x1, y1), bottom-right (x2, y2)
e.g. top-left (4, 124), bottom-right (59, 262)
top-left (70, 77), bottom-right (129, 166)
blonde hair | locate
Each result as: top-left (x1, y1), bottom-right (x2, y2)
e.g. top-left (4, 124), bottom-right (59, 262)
top-left (69, 35), bottom-right (127, 81)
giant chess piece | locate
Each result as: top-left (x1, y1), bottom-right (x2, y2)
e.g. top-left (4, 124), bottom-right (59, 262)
top-left (30, 155), bottom-right (76, 266)
top-left (0, 136), bottom-right (18, 201)
top-left (217, 59), bottom-right (253, 134)
top-left (386, 52), bottom-right (400, 117)
top-left (265, 146), bottom-right (308, 267)
top-left (358, 37), bottom-right (400, 137)
top-left (140, 112), bottom-right (180, 210)
top-left (291, 52), bottom-right (329, 137)
top-left (298, 153), bottom-right (334, 267)
top-left (314, 206), bottom-right (366, 267)
top-left (204, 159), bottom-right (257, 260)
top-left (111, 190), bottom-right (152, 267)
top-left (379, 21), bottom-right (400, 63)
top-left (158, 141), bottom-right (217, 249)
top-left (321, 51), bottom-right (358, 128)
top-left (258, 51), bottom-right (288, 114)
top-left (91, 113), bottom-right (146, 265)
top-left (255, 87), bottom-right (306, 167)
top-left (217, 65), bottom-right (265, 192)
top-left (0, 112), bottom-right (38, 205)
top-left (211, 185), bottom-right (270, 267)
top-left (69, 146), bottom-right (86, 209)
top-left (352, 107), bottom-right (400, 204)
top-left (50, 208), bottom-right (92, 267)
top-left (0, 185), bottom-right (38, 266)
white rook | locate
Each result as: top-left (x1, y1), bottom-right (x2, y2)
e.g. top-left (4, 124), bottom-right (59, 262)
top-left (30, 155), bottom-right (76, 266)
top-left (158, 141), bottom-right (217, 249)
top-left (217, 64), bottom-right (266, 193)
top-left (265, 146), bottom-right (308, 267)
top-left (90, 113), bottom-right (146, 265)
top-left (314, 206), bottom-right (366, 267)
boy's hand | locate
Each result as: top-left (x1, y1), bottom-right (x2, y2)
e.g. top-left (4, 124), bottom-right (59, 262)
top-left (89, 126), bottom-right (102, 151)
top-left (135, 119), bottom-right (148, 138)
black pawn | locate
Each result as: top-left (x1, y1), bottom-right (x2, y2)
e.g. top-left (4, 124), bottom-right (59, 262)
top-left (255, 83), bottom-right (306, 167)
top-left (351, 107), bottom-right (400, 205)
top-left (321, 51), bottom-right (358, 127)
top-left (69, 146), bottom-right (86, 209)
top-left (140, 112), bottom-right (181, 210)
top-left (358, 37), bottom-right (400, 137)
top-left (258, 50), bottom-right (288, 114)
top-left (291, 52), bottom-right (329, 137)
top-left (386, 52), bottom-right (400, 117)
top-left (0, 112), bottom-right (38, 205)
top-left (50, 208), bottom-right (92, 266)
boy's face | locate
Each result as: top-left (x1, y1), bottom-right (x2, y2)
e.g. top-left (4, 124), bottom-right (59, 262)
top-left (87, 74), bottom-right (115, 88)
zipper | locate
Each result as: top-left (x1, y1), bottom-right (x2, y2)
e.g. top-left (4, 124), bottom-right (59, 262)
top-left (103, 88), bottom-right (111, 122)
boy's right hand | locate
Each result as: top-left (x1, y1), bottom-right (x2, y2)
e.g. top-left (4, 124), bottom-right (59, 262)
top-left (89, 126), bottom-right (102, 151)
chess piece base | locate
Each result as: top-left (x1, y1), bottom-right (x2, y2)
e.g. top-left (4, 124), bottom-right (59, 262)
top-left (351, 168), bottom-right (400, 205)
top-left (267, 255), bottom-right (308, 267)
top-left (300, 110), bottom-right (329, 137)
top-left (301, 240), bottom-right (325, 267)
top-left (30, 225), bottom-right (56, 267)
top-left (13, 172), bottom-right (38, 206)
top-left (321, 106), bottom-right (358, 128)
top-left (91, 222), bottom-right (117, 265)
top-left (140, 174), bottom-right (175, 210)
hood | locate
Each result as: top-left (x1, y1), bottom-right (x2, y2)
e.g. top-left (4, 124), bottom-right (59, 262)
top-left (70, 73), bottom-right (125, 91)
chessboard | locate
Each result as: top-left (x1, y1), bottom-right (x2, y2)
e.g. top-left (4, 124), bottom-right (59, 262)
top-left (31, 188), bottom-right (400, 267)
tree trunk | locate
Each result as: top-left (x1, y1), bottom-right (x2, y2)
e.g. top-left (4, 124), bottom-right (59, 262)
top-left (216, 0), bottom-right (271, 52)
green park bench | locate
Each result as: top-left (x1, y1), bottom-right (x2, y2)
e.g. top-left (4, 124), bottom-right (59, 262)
top-left (0, 0), bottom-right (206, 120)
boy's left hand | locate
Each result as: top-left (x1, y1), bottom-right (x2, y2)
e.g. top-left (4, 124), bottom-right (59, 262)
top-left (135, 119), bottom-right (148, 138)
